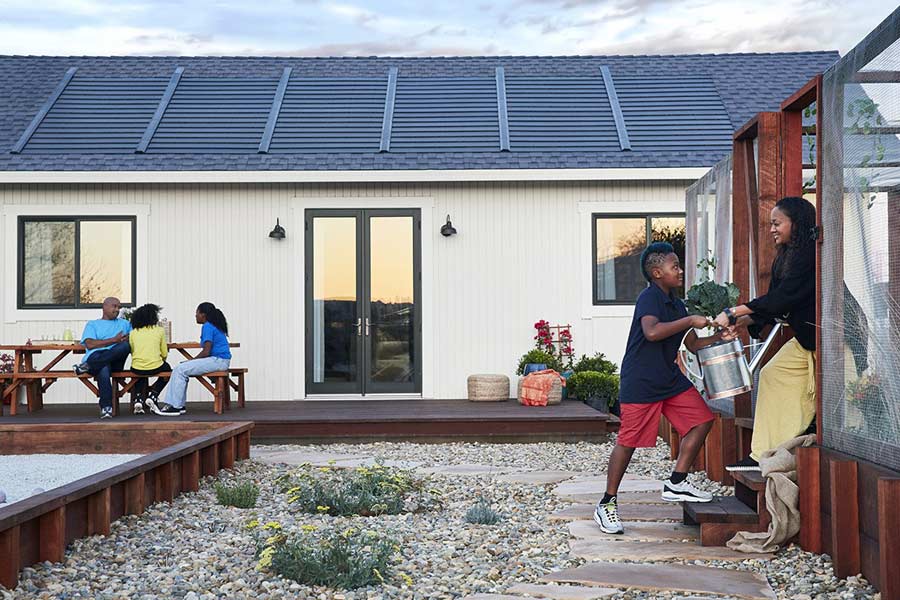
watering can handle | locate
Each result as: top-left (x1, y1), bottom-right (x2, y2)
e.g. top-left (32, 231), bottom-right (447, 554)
top-left (679, 329), bottom-right (704, 382)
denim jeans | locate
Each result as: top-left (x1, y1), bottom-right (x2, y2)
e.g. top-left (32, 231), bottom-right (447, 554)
top-left (132, 361), bottom-right (173, 399)
top-left (164, 356), bottom-right (230, 409)
top-left (83, 341), bottom-right (131, 409)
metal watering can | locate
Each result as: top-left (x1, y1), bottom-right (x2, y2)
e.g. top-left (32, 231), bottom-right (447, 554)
top-left (680, 322), bottom-right (783, 400)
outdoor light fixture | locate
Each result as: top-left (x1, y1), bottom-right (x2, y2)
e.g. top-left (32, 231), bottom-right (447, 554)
top-left (440, 214), bottom-right (457, 237)
top-left (269, 218), bottom-right (286, 240)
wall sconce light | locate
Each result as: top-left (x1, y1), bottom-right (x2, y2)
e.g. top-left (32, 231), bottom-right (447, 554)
top-left (269, 218), bottom-right (286, 240)
top-left (440, 214), bottom-right (457, 237)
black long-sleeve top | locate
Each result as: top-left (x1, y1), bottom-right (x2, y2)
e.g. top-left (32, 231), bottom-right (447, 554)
top-left (746, 243), bottom-right (816, 351)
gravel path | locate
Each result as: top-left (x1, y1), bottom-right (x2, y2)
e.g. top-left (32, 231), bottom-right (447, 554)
top-left (0, 454), bottom-right (142, 506)
top-left (1, 438), bottom-right (878, 599)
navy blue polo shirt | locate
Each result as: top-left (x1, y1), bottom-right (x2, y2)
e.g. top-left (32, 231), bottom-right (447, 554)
top-left (618, 283), bottom-right (693, 404)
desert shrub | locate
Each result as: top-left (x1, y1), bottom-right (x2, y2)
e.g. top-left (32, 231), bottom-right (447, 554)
top-left (464, 498), bottom-right (502, 525)
top-left (215, 481), bottom-right (259, 508)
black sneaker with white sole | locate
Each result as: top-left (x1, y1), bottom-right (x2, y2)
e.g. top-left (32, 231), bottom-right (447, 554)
top-left (150, 402), bottom-right (183, 417)
top-left (99, 406), bottom-right (113, 419)
top-left (725, 457), bottom-right (761, 472)
top-left (661, 479), bottom-right (713, 503)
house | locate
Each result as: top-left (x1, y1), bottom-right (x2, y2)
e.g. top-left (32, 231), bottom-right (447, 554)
top-left (0, 53), bottom-right (838, 403)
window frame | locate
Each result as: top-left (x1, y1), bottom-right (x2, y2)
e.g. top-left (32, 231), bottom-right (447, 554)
top-left (17, 215), bottom-right (138, 310)
top-left (591, 212), bottom-right (685, 306)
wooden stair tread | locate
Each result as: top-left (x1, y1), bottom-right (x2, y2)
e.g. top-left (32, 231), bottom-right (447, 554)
top-left (733, 469), bottom-right (765, 491)
top-left (683, 496), bottom-right (759, 524)
top-left (735, 417), bottom-right (754, 429)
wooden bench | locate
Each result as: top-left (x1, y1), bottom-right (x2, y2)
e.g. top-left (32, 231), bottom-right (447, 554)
top-left (7, 368), bottom-right (247, 416)
top-left (112, 368), bottom-right (247, 416)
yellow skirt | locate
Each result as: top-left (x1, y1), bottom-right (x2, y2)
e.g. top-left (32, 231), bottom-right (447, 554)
top-left (750, 337), bottom-right (817, 460)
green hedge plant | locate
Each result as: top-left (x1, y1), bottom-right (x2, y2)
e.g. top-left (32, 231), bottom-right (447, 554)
top-left (516, 349), bottom-right (561, 375)
top-left (572, 352), bottom-right (618, 375)
top-left (569, 371), bottom-right (619, 409)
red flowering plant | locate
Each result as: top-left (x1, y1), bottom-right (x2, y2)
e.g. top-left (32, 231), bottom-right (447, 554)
top-left (532, 320), bottom-right (575, 372)
top-left (0, 353), bottom-right (13, 374)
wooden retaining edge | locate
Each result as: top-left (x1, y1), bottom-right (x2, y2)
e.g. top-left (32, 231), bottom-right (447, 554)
top-left (0, 422), bottom-right (253, 590)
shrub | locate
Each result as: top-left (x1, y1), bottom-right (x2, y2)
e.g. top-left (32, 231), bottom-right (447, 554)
top-left (215, 481), bottom-right (259, 508)
top-left (516, 349), bottom-right (561, 376)
top-left (255, 522), bottom-right (398, 589)
top-left (276, 463), bottom-right (442, 517)
top-left (465, 498), bottom-right (502, 525)
top-left (572, 353), bottom-right (618, 375)
top-left (569, 371), bottom-right (619, 408)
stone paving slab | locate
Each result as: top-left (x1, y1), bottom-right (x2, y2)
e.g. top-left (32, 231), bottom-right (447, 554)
top-left (563, 491), bottom-right (668, 505)
top-left (568, 520), bottom-right (699, 543)
top-left (505, 582), bottom-right (620, 599)
top-left (550, 503), bottom-right (683, 522)
top-left (459, 595), bottom-right (524, 600)
top-left (542, 562), bottom-right (775, 600)
top-left (252, 450), bottom-right (419, 469)
top-left (569, 539), bottom-right (771, 562)
top-left (554, 476), bottom-right (661, 497)
top-left (418, 464), bottom-right (513, 476)
top-left (496, 470), bottom-right (577, 485)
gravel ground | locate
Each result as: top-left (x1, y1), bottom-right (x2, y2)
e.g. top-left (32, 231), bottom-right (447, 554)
top-left (0, 454), bottom-right (142, 506)
top-left (1, 437), bottom-right (879, 600)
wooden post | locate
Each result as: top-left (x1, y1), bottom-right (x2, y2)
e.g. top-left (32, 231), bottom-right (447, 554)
top-left (236, 430), bottom-right (251, 461)
top-left (705, 412), bottom-right (725, 483)
top-left (755, 112), bottom-right (781, 293)
top-left (155, 462), bottom-right (174, 503)
top-left (201, 444), bottom-right (219, 477)
top-left (124, 473), bottom-right (145, 515)
top-left (39, 506), bottom-right (66, 563)
top-left (182, 450), bottom-right (201, 493)
top-left (830, 459), bottom-right (860, 578)
top-left (720, 415), bottom-right (736, 486)
top-left (220, 436), bottom-right (236, 470)
top-left (87, 488), bottom-right (111, 536)
top-left (781, 107), bottom-right (804, 197)
top-left (797, 446), bottom-right (822, 553)
top-left (877, 478), bottom-right (900, 600)
top-left (0, 525), bottom-right (20, 589)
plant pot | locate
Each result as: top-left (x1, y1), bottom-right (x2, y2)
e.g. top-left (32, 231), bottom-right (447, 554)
top-left (560, 370), bottom-right (574, 400)
top-left (522, 363), bottom-right (547, 376)
top-left (585, 393), bottom-right (609, 415)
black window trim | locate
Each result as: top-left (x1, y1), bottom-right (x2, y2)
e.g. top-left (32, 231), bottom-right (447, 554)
top-left (17, 215), bottom-right (138, 310)
top-left (591, 212), bottom-right (684, 306)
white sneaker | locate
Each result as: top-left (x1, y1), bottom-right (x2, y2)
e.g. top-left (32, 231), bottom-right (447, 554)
top-left (661, 478), bottom-right (713, 503)
top-left (132, 401), bottom-right (145, 415)
top-left (593, 499), bottom-right (624, 534)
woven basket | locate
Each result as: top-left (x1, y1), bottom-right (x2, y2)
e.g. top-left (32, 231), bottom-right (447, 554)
top-left (517, 376), bottom-right (563, 406)
top-left (467, 374), bottom-right (510, 402)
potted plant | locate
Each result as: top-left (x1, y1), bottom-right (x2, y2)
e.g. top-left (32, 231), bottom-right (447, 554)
top-left (516, 349), bottom-right (559, 376)
top-left (569, 371), bottom-right (619, 414)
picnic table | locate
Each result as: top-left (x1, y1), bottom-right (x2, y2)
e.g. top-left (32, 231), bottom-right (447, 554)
top-left (0, 341), bottom-right (240, 416)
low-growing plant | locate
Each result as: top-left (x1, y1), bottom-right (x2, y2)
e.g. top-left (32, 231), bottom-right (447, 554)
top-left (516, 349), bottom-right (561, 376)
top-left (253, 521), bottom-right (398, 589)
top-left (569, 371), bottom-right (619, 408)
top-left (465, 498), bottom-right (502, 525)
top-left (572, 352), bottom-right (618, 375)
top-left (215, 481), bottom-right (259, 508)
top-left (276, 463), bottom-right (442, 517)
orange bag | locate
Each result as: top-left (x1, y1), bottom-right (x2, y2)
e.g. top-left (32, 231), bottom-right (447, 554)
top-left (520, 369), bottom-right (566, 406)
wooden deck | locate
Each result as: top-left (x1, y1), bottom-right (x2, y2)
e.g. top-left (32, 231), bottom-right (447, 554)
top-left (1, 399), bottom-right (616, 442)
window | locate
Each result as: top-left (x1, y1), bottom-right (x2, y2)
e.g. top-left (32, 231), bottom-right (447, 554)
top-left (18, 216), bottom-right (136, 309)
top-left (592, 213), bottom-right (685, 304)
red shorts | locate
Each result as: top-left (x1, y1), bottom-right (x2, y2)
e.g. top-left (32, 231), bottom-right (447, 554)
top-left (617, 387), bottom-right (714, 448)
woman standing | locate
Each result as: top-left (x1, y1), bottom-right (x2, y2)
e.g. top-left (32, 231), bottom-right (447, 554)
top-left (148, 302), bottom-right (231, 417)
top-left (713, 196), bottom-right (817, 471)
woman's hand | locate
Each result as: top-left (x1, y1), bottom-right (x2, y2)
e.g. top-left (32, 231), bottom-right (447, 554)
top-left (719, 326), bottom-right (738, 341)
top-left (713, 311), bottom-right (731, 329)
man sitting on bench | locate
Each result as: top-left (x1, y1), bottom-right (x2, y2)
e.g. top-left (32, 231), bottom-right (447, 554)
top-left (73, 297), bottom-right (132, 419)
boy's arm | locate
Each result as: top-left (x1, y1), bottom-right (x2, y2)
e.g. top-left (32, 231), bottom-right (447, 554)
top-left (641, 314), bottom-right (709, 343)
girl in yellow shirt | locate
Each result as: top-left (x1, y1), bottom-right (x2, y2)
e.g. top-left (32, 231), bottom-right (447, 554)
top-left (128, 304), bottom-right (171, 414)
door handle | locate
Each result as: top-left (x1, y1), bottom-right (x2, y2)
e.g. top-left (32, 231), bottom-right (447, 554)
top-left (365, 317), bottom-right (371, 337)
top-left (355, 318), bottom-right (362, 336)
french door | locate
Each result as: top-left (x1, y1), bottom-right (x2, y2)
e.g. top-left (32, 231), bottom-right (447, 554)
top-left (305, 209), bottom-right (422, 396)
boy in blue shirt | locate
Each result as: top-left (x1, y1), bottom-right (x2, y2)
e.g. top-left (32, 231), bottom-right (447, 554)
top-left (594, 242), bottom-right (733, 534)
top-left (74, 297), bottom-right (132, 419)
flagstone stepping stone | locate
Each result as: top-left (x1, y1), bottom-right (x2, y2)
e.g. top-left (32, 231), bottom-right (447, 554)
top-left (459, 595), bottom-right (525, 600)
top-left (542, 562), bottom-right (775, 599)
top-left (569, 539), bottom-right (771, 562)
top-left (563, 491), bottom-right (669, 505)
top-left (554, 475), bottom-right (661, 497)
top-left (550, 503), bottom-right (683, 522)
top-left (506, 582), bottom-right (620, 599)
top-left (418, 464), bottom-right (512, 476)
top-left (496, 470), bottom-right (577, 485)
top-left (251, 449), bottom-right (364, 465)
top-left (568, 520), bottom-right (699, 543)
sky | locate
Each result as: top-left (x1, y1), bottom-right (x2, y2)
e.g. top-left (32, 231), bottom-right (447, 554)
top-left (0, 0), bottom-right (894, 57)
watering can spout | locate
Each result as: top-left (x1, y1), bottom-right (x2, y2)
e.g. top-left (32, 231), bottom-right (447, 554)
top-left (747, 322), bottom-right (783, 374)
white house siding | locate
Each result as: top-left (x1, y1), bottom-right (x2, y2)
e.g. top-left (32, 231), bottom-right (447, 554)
top-left (0, 179), bottom-right (690, 404)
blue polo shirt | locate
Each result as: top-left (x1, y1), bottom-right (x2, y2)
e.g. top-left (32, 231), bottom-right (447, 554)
top-left (81, 318), bottom-right (132, 361)
top-left (618, 283), bottom-right (693, 404)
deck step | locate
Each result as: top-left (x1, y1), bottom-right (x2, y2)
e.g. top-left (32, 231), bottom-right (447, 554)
top-left (683, 495), bottom-right (759, 525)
top-left (733, 469), bottom-right (765, 492)
top-left (735, 417), bottom-right (754, 430)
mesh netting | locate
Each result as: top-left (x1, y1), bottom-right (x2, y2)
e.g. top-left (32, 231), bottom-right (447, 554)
top-left (820, 12), bottom-right (900, 470)
top-left (685, 154), bottom-right (733, 287)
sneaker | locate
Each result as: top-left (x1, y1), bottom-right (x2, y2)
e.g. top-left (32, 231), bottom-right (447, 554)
top-left (99, 406), bottom-right (113, 419)
top-left (73, 363), bottom-right (91, 375)
top-left (144, 394), bottom-right (159, 413)
top-left (725, 457), bottom-right (761, 472)
top-left (661, 478), bottom-right (713, 503)
top-left (132, 401), bottom-right (145, 415)
top-left (150, 402), bottom-right (183, 417)
top-left (593, 498), bottom-right (624, 534)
